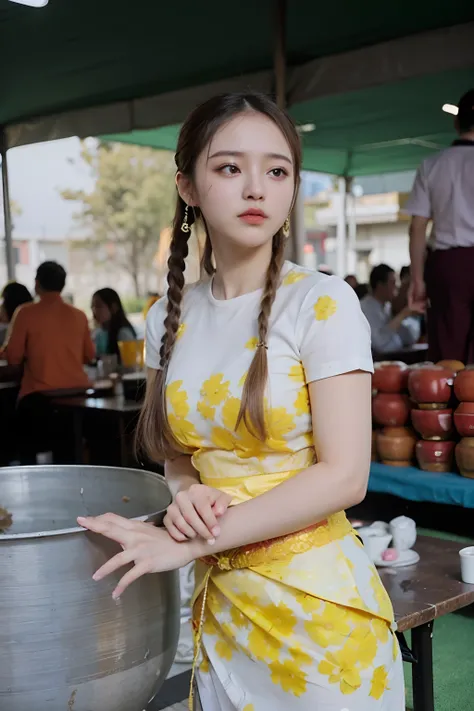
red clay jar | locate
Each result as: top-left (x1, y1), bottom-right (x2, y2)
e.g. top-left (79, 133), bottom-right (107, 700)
top-left (454, 402), bottom-right (474, 437)
top-left (437, 359), bottom-right (465, 374)
top-left (415, 439), bottom-right (455, 473)
top-left (373, 361), bottom-right (409, 394)
top-left (376, 427), bottom-right (416, 466)
top-left (411, 408), bottom-right (453, 441)
top-left (455, 438), bottom-right (474, 479)
top-left (454, 366), bottom-right (474, 403)
top-left (372, 393), bottom-right (410, 427)
top-left (408, 365), bottom-right (454, 408)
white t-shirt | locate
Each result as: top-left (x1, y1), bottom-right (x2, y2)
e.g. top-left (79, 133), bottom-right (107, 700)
top-left (404, 144), bottom-right (474, 250)
top-left (145, 262), bottom-right (373, 496)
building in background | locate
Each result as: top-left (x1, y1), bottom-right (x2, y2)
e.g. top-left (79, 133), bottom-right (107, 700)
top-left (303, 171), bottom-right (415, 280)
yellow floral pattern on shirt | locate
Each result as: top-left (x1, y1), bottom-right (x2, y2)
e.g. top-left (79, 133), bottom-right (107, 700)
top-left (200, 373), bottom-right (231, 406)
top-left (245, 337), bottom-right (259, 350)
top-left (176, 322), bottom-right (187, 340)
top-left (294, 386), bottom-right (310, 416)
top-left (283, 271), bottom-right (310, 286)
top-left (166, 380), bottom-right (201, 448)
top-left (289, 362), bottom-right (305, 383)
top-left (314, 295), bottom-right (337, 321)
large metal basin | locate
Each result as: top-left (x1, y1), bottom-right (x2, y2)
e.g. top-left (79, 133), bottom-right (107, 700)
top-left (0, 465), bottom-right (179, 711)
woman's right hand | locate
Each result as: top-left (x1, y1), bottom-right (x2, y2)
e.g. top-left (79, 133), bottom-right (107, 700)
top-left (163, 484), bottom-right (232, 544)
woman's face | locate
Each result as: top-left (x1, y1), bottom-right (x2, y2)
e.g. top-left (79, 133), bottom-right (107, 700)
top-left (91, 295), bottom-right (111, 326)
top-left (179, 111), bottom-right (295, 253)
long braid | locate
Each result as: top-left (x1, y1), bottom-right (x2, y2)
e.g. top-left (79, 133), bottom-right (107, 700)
top-left (236, 230), bottom-right (287, 439)
top-left (136, 198), bottom-right (192, 461)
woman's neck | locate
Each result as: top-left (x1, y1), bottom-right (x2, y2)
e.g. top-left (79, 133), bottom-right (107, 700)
top-left (211, 242), bottom-right (273, 300)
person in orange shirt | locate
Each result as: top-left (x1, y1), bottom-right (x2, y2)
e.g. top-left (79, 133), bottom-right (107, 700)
top-left (4, 261), bottom-right (95, 463)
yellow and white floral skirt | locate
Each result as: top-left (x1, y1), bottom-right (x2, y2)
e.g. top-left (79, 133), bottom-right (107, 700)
top-left (191, 514), bottom-right (405, 710)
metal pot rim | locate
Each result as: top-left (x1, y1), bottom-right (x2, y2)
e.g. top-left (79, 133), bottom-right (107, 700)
top-left (0, 464), bottom-right (170, 541)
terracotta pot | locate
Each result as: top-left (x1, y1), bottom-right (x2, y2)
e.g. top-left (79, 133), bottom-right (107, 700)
top-left (408, 365), bottom-right (454, 407)
top-left (454, 403), bottom-right (474, 437)
top-left (373, 361), bottom-right (409, 394)
top-left (454, 365), bottom-right (474, 403)
top-left (455, 438), bottom-right (474, 479)
top-left (411, 408), bottom-right (453, 441)
top-left (415, 440), bottom-right (455, 473)
top-left (456, 402), bottom-right (474, 414)
top-left (376, 427), bottom-right (416, 466)
top-left (437, 359), bottom-right (465, 374)
top-left (372, 393), bottom-right (410, 427)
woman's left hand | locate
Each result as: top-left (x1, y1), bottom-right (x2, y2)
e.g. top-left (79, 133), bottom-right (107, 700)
top-left (77, 513), bottom-right (195, 599)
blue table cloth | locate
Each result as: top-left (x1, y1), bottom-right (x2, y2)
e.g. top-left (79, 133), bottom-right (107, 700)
top-left (369, 462), bottom-right (474, 509)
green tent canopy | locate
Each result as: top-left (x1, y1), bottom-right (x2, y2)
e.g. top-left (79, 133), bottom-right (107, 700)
top-left (101, 68), bottom-right (472, 176)
top-left (2, 0), bottom-right (472, 160)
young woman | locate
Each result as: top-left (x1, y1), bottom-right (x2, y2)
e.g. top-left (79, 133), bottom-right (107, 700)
top-left (78, 93), bottom-right (404, 710)
top-left (91, 288), bottom-right (136, 359)
top-left (0, 282), bottom-right (33, 346)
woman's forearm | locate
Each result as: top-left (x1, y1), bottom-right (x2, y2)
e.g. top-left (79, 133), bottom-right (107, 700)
top-left (164, 455), bottom-right (200, 498)
top-left (188, 459), bottom-right (366, 560)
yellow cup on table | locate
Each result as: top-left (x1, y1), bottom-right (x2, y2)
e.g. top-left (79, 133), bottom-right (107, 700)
top-left (118, 339), bottom-right (144, 369)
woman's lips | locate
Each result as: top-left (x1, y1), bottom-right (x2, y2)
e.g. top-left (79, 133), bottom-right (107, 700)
top-left (238, 209), bottom-right (268, 225)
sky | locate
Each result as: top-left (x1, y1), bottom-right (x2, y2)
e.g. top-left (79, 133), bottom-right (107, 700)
top-left (4, 137), bottom-right (94, 239)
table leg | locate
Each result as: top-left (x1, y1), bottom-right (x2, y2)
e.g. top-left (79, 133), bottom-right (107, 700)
top-left (411, 621), bottom-right (435, 711)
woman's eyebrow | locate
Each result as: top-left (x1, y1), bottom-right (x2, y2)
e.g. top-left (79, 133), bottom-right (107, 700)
top-left (208, 150), bottom-right (292, 165)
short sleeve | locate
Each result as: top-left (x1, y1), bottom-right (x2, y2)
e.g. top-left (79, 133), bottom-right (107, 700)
top-left (403, 164), bottom-right (431, 218)
top-left (296, 277), bottom-right (373, 383)
top-left (145, 298), bottom-right (166, 370)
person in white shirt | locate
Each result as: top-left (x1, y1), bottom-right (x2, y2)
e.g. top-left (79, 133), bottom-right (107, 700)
top-left (405, 89), bottom-right (474, 363)
top-left (361, 264), bottom-right (422, 354)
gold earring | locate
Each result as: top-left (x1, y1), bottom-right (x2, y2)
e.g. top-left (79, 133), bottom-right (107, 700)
top-left (181, 205), bottom-right (190, 233)
top-left (282, 217), bottom-right (290, 238)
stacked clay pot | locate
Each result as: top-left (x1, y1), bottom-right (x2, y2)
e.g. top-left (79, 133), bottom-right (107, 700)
top-left (409, 363), bottom-right (456, 473)
top-left (454, 365), bottom-right (474, 478)
top-left (372, 362), bottom-right (416, 466)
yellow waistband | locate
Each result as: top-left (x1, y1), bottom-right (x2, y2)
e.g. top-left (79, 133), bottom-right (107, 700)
top-left (199, 468), bottom-right (302, 504)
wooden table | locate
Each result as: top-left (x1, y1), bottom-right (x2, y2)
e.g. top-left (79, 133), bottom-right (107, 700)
top-left (379, 535), bottom-right (474, 711)
top-left (52, 395), bottom-right (142, 466)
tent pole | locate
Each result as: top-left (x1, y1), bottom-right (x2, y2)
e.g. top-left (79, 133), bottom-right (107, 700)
top-left (0, 128), bottom-right (15, 281)
top-left (273, 0), bottom-right (286, 110)
top-left (345, 176), bottom-right (357, 275)
top-left (336, 177), bottom-right (347, 277)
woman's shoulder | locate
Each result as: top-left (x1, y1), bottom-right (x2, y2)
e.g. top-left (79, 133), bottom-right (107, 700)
top-left (146, 280), bottom-right (207, 322)
top-left (279, 262), bottom-right (358, 308)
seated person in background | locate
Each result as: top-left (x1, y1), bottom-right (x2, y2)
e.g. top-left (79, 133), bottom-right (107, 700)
top-left (0, 282), bottom-right (33, 347)
top-left (4, 261), bottom-right (95, 463)
top-left (355, 282), bottom-right (369, 300)
top-left (361, 263), bottom-right (423, 354)
top-left (344, 274), bottom-right (359, 290)
top-left (91, 288), bottom-right (136, 361)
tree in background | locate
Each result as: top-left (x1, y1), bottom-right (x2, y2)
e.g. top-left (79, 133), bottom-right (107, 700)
top-left (61, 141), bottom-right (176, 297)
